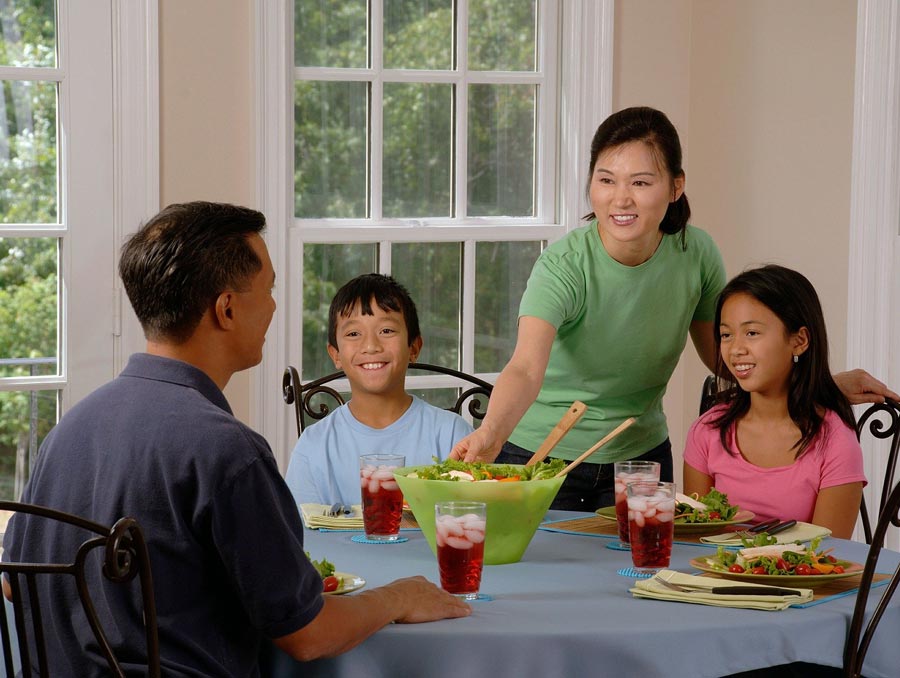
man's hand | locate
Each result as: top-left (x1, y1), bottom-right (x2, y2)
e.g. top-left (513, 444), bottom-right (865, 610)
top-left (382, 576), bottom-right (471, 624)
top-left (449, 427), bottom-right (502, 463)
top-left (834, 369), bottom-right (900, 405)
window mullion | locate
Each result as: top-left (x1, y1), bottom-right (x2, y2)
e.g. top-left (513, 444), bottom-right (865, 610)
top-left (370, 0), bottom-right (384, 220)
top-left (455, 0), bottom-right (469, 221)
top-left (461, 239), bottom-right (476, 374)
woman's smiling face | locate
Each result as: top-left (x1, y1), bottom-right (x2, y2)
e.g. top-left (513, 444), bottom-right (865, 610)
top-left (589, 141), bottom-right (683, 266)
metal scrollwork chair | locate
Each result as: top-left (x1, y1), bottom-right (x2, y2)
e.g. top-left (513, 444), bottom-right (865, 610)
top-left (0, 502), bottom-right (160, 677)
top-left (843, 477), bottom-right (900, 677)
top-left (282, 363), bottom-right (494, 437)
top-left (856, 399), bottom-right (900, 545)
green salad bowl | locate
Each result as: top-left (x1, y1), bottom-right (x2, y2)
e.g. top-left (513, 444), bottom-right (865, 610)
top-left (394, 464), bottom-right (565, 565)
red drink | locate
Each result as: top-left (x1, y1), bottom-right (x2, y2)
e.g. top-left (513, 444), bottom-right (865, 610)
top-left (613, 462), bottom-right (661, 543)
top-left (360, 455), bottom-right (405, 540)
top-left (626, 482), bottom-right (675, 569)
top-left (435, 505), bottom-right (486, 599)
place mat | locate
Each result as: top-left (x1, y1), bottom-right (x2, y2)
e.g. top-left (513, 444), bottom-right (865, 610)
top-left (539, 515), bottom-right (715, 546)
top-left (695, 572), bottom-right (891, 608)
top-left (300, 504), bottom-right (419, 531)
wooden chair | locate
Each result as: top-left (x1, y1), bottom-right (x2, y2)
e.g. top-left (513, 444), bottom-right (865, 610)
top-left (843, 477), bottom-right (900, 677)
top-left (282, 363), bottom-right (494, 436)
top-left (0, 502), bottom-right (160, 677)
top-left (856, 399), bottom-right (900, 545)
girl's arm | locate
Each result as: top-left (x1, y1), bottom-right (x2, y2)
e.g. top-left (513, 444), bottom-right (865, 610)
top-left (811, 482), bottom-right (864, 539)
top-left (682, 462), bottom-right (714, 496)
top-left (689, 320), bottom-right (718, 373)
top-left (449, 316), bottom-right (556, 463)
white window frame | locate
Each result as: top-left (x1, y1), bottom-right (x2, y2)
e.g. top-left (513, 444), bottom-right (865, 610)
top-left (254, 0), bottom-right (612, 468)
top-left (0, 1), bottom-right (157, 413)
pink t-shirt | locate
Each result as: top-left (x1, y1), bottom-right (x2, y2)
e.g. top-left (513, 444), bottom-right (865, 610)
top-left (683, 406), bottom-right (866, 524)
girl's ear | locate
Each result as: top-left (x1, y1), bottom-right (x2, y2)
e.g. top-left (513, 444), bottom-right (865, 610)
top-left (792, 326), bottom-right (810, 357)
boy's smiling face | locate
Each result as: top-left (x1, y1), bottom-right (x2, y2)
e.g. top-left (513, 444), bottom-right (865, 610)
top-left (327, 298), bottom-right (422, 399)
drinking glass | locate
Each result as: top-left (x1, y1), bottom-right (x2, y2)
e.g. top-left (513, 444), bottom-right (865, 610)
top-left (435, 501), bottom-right (487, 600)
top-left (359, 454), bottom-right (405, 541)
top-left (613, 461), bottom-right (661, 543)
top-left (626, 481), bottom-right (676, 572)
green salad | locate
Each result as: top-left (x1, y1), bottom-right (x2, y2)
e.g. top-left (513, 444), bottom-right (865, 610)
top-left (407, 457), bottom-right (566, 482)
top-left (701, 537), bottom-right (852, 576)
top-left (675, 488), bottom-right (739, 523)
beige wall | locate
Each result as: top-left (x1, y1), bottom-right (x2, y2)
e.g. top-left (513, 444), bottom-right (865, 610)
top-left (159, 0), bottom-right (254, 417)
top-left (158, 2), bottom-right (859, 474)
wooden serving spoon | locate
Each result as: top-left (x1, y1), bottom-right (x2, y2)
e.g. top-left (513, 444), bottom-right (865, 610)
top-left (554, 417), bottom-right (636, 478)
top-left (525, 401), bottom-right (588, 466)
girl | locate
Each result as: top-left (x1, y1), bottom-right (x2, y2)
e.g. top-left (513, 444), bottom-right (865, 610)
top-left (683, 265), bottom-right (865, 538)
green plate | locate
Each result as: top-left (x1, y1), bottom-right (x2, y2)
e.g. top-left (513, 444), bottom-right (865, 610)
top-left (689, 557), bottom-right (864, 588)
top-left (596, 506), bottom-right (755, 536)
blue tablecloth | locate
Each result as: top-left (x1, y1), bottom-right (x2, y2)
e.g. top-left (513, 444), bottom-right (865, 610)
top-left (266, 511), bottom-right (900, 678)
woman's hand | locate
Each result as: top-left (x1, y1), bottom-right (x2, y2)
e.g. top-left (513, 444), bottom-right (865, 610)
top-left (834, 369), bottom-right (900, 405)
top-left (449, 425), bottom-right (503, 463)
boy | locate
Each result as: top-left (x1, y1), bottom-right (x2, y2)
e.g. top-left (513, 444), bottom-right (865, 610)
top-left (285, 273), bottom-right (473, 506)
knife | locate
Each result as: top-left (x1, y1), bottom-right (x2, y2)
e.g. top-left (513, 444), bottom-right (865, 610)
top-left (707, 585), bottom-right (804, 597)
top-left (767, 520), bottom-right (798, 536)
top-left (748, 518), bottom-right (780, 533)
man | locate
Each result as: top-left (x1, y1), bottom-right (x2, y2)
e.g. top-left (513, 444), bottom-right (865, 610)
top-left (4, 202), bottom-right (469, 676)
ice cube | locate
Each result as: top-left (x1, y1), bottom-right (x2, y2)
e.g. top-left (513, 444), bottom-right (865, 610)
top-left (464, 528), bottom-right (485, 544)
top-left (380, 480), bottom-right (399, 491)
top-left (446, 535), bottom-right (474, 550)
top-left (633, 512), bottom-right (645, 528)
top-left (368, 479), bottom-right (380, 494)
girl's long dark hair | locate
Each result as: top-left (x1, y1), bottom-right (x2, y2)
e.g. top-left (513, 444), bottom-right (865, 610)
top-left (709, 265), bottom-right (856, 458)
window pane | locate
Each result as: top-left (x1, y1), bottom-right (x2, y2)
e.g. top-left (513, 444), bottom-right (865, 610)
top-left (384, 0), bottom-right (452, 70)
top-left (294, 0), bottom-right (367, 68)
top-left (295, 80), bottom-right (367, 218)
top-left (0, 80), bottom-right (58, 223)
top-left (0, 389), bottom-right (58, 501)
top-left (383, 83), bottom-right (452, 218)
top-left (0, 0), bottom-right (56, 68)
top-left (474, 241), bottom-right (541, 372)
top-left (0, 237), bottom-right (58, 377)
top-left (468, 0), bottom-right (536, 71)
top-left (392, 242), bottom-right (460, 368)
top-left (467, 84), bottom-right (535, 217)
top-left (302, 243), bottom-right (377, 379)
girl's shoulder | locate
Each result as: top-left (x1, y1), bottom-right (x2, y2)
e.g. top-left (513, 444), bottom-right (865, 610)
top-left (690, 403), bottom-right (730, 433)
top-left (818, 408), bottom-right (859, 444)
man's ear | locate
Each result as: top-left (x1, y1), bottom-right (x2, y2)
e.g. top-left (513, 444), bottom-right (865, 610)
top-left (214, 292), bottom-right (236, 329)
top-left (408, 335), bottom-right (423, 363)
top-left (327, 343), bottom-right (342, 370)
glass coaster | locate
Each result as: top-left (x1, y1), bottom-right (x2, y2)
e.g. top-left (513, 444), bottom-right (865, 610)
top-left (605, 540), bottom-right (632, 551)
top-left (350, 535), bottom-right (409, 544)
top-left (617, 566), bottom-right (655, 579)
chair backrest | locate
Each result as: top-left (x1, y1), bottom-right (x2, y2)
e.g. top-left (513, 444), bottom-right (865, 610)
top-left (856, 399), bottom-right (900, 545)
top-left (844, 477), bottom-right (900, 677)
top-left (282, 363), bottom-right (494, 436)
top-left (0, 502), bottom-right (160, 677)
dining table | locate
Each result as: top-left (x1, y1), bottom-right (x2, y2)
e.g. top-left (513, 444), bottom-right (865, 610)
top-left (263, 511), bottom-right (900, 678)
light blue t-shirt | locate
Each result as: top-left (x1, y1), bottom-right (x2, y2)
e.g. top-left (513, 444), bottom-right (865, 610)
top-left (285, 395), bottom-right (474, 506)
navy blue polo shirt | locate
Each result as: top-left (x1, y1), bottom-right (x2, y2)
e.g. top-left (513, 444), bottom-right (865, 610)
top-left (5, 354), bottom-right (324, 676)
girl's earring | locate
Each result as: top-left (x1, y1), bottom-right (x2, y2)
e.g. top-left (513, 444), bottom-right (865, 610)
top-left (793, 355), bottom-right (799, 364)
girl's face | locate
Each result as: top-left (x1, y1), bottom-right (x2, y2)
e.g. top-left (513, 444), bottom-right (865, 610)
top-left (589, 140), bottom-right (684, 266)
top-left (718, 293), bottom-right (808, 398)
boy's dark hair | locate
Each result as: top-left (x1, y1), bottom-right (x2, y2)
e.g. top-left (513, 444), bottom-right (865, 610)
top-left (584, 106), bottom-right (690, 248)
top-left (327, 274), bottom-right (421, 349)
top-left (119, 201), bottom-right (266, 343)
top-left (710, 264), bottom-right (856, 458)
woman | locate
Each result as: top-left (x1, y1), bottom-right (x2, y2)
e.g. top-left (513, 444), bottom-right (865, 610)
top-left (451, 106), bottom-right (896, 511)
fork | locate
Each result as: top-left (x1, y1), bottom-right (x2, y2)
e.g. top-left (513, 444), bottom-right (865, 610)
top-left (722, 518), bottom-right (780, 540)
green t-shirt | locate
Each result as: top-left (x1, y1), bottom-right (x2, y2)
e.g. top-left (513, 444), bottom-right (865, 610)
top-left (510, 222), bottom-right (726, 463)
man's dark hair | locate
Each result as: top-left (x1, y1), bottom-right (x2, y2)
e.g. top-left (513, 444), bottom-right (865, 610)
top-left (119, 201), bottom-right (266, 343)
top-left (327, 274), bottom-right (421, 349)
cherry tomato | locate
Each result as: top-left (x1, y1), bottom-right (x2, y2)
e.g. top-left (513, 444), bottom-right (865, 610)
top-left (775, 558), bottom-right (790, 572)
top-left (322, 575), bottom-right (340, 593)
top-left (794, 564), bottom-right (813, 576)
top-left (833, 565), bottom-right (845, 574)
top-left (826, 555), bottom-right (837, 563)
top-left (750, 566), bottom-right (767, 575)
top-left (728, 564), bottom-right (746, 573)
top-left (708, 511), bottom-right (721, 520)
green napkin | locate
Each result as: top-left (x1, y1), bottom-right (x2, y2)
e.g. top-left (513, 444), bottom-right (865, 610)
top-left (699, 522), bottom-right (831, 546)
top-left (299, 503), bottom-right (364, 530)
top-left (630, 569), bottom-right (814, 610)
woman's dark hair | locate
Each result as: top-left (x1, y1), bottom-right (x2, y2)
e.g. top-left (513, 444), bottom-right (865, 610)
top-left (709, 264), bottom-right (856, 458)
top-left (119, 201), bottom-right (266, 343)
top-left (584, 106), bottom-right (690, 248)
top-left (328, 273), bottom-right (421, 349)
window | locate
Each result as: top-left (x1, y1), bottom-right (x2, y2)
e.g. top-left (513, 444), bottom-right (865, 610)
top-left (255, 0), bottom-right (612, 463)
top-left (0, 0), bottom-right (157, 500)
